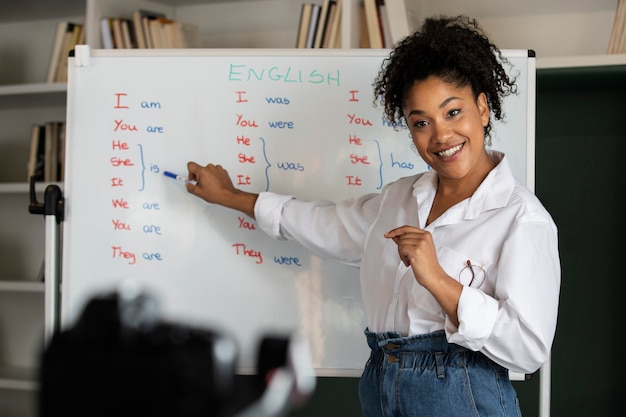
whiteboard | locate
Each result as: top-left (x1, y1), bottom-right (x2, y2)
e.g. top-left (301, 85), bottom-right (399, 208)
top-left (62, 47), bottom-right (535, 376)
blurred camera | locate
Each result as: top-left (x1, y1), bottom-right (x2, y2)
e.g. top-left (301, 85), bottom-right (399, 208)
top-left (38, 285), bottom-right (314, 417)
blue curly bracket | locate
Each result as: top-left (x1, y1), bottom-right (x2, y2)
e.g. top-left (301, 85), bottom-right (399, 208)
top-left (259, 137), bottom-right (271, 192)
top-left (374, 139), bottom-right (383, 190)
top-left (138, 144), bottom-right (146, 192)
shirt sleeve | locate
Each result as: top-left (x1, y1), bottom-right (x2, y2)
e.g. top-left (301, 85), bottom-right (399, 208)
top-left (254, 191), bottom-right (382, 266)
top-left (254, 192), bottom-right (295, 239)
top-left (446, 216), bottom-right (560, 374)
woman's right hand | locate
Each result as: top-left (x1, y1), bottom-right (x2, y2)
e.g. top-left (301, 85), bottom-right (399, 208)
top-left (185, 161), bottom-right (259, 219)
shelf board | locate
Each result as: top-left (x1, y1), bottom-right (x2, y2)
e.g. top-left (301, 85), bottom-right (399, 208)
top-left (537, 53), bottom-right (626, 69)
top-left (0, 0), bottom-right (251, 23)
top-left (0, 281), bottom-right (44, 293)
top-left (0, 182), bottom-right (63, 194)
top-left (419, 0), bottom-right (616, 18)
top-left (0, 82), bottom-right (66, 96)
top-left (0, 0), bottom-right (85, 23)
top-left (0, 82), bottom-right (67, 109)
top-left (0, 366), bottom-right (38, 391)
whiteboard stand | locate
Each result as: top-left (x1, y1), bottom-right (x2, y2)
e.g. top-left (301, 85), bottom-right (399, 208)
top-left (28, 177), bottom-right (64, 344)
top-left (540, 356), bottom-right (552, 417)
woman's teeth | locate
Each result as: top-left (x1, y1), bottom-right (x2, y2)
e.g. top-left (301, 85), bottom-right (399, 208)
top-left (438, 144), bottom-right (462, 157)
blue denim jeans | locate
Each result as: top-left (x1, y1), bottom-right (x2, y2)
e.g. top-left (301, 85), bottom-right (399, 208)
top-left (359, 330), bottom-right (522, 417)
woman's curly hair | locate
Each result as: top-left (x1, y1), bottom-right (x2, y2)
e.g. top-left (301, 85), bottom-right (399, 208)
top-left (372, 15), bottom-right (517, 144)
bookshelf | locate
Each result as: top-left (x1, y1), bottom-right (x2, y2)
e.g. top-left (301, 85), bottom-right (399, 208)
top-left (0, 1), bottom-right (625, 416)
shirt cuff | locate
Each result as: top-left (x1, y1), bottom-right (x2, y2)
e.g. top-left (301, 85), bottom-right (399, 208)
top-left (254, 192), bottom-right (295, 239)
top-left (446, 286), bottom-right (498, 351)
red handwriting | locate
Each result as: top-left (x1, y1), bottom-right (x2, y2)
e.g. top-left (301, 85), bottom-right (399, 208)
top-left (114, 119), bottom-right (138, 132)
top-left (110, 178), bottom-right (124, 187)
top-left (112, 246), bottom-right (136, 264)
top-left (236, 91), bottom-right (248, 103)
top-left (112, 140), bottom-right (129, 150)
top-left (232, 243), bottom-right (263, 264)
top-left (348, 134), bottom-right (362, 145)
top-left (346, 176), bottom-right (362, 186)
top-left (347, 114), bottom-right (373, 126)
top-left (238, 216), bottom-right (256, 230)
top-left (114, 93), bottom-right (129, 109)
top-left (349, 90), bottom-right (359, 102)
top-left (238, 153), bottom-right (256, 163)
top-left (235, 114), bottom-right (258, 127)
top-left (112, 219), bottom-right (131, 231)
top-left (349, 154), bottom-right (370, 164)
top-left (236, 174), bottom-right (251, 185)
top-left (112, 198), bottom-right (129, 208)
top-left (110, 156), bottom-right (134, 167)
top-left (236, 135), bottom-right (251, 145)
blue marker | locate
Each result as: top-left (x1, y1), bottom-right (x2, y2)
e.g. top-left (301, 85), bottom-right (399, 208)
top-left (163, 170), bottom-right (197, 185)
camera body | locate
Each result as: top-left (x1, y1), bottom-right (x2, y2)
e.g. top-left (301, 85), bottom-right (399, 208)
top-left (39, 289), bottom-right (239, 417)
top-left (39, 286), bottom-right (315, 417)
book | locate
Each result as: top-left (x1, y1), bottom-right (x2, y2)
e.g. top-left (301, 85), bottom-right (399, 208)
top-left (27, 122), bottom-right (67, 182)
top-left (46, 22), bottom-right (69, 83)
top-left (160, 19), bottom-right (175, 48)
top-left (314, 0), bottom-right (332, 48)
top-left (149, 17), bottom-right (175, 48)
top-left (359, 3), bottom-right (370, 48)
top-left (363, 0), bottom-right (383, 48)
top-left (169, 21), bottom-right (201, 48)
top-left (138, 10), bottom-right (167, 48)
top-left (148, 18), bottom-right (162, 48)
top-left (36, 259), bottom-right (45, 282)
top-left (377, 1), bottom-right (392, 48)
top-left (55, 22), bottom-right (82, 82)
top-left (44, 122), bottom-right (58, 182)
top-left (100, 17), bottom-right (114, 48)
top-left (321, 1), bottom-right (338, 48)
top-left (306, 4), bottom-right (322, 48)
top-left (608, 0), bottom-right (626, 53)
top-left (26, 124), bottom-right (42, 181)
top-left (132, 10), bottom-right (147, 48)
top-left (57, 122), bottom-right (66, 181)
top-left (142, 16), bottom-right (154, 48)
top-left (120, 18), bottom-right (137, 48)
top-left (111, 18), bottom-right (125, 48)
top-left (325, 0), bottom-right (342, 48)
top-left (33, 126), bottom-right (46, 182)
top-left (296, 3), bottom-right (314, 48)
top-left (383, 0), bottom-right (420, 46)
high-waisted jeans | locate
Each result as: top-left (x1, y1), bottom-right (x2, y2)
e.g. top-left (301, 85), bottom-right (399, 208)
top-left (359, 329), bottom-right (522, 417)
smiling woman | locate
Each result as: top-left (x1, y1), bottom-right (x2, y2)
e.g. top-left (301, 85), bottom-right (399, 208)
top-left (401, 76), bottom-right (495, 204)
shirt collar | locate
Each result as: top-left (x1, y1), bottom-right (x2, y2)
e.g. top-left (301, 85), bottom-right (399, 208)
top-left (412, 150), bottom-right (516, 223)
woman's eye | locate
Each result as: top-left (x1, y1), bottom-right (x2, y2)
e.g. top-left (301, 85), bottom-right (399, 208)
top-left (413, 120), bottom-right (428, 128)
top-left (448, 108), bottom-right (461, 118)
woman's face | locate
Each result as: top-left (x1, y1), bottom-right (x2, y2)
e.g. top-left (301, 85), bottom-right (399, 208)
top-left (402, 76), bottom-right (491, 182)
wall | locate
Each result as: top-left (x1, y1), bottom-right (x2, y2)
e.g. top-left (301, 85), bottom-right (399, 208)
top-left (534, 65), bottom-right (625, 416)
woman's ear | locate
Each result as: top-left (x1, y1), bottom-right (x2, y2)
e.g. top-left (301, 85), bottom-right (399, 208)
top-left (477, 92), bottom-right (490, 127)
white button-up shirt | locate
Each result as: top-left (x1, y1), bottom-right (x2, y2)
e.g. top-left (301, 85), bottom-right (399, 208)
top-left (254, 151), bottom-right (560, 374)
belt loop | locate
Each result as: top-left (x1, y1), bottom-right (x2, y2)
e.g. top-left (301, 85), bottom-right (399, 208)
top-left (435, 352), bottom-right (445, 379)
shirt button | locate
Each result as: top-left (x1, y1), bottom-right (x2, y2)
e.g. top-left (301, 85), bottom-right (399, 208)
top-left (393, 292), bottom-right (398, 300)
